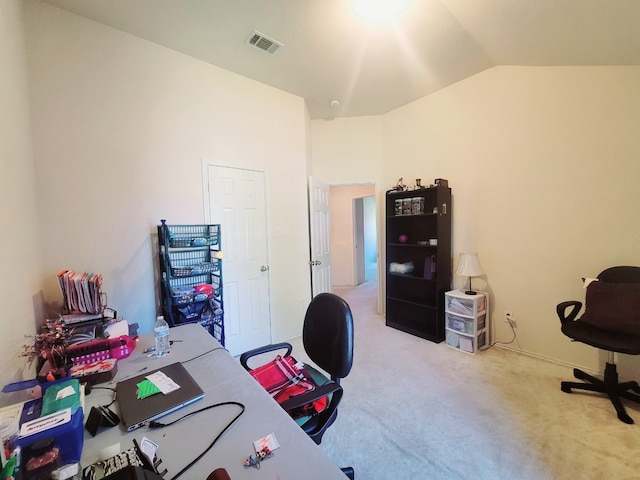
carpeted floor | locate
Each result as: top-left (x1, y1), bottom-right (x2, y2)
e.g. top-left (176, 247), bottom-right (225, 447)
top-left (290, 282), bottom-right (640, 480)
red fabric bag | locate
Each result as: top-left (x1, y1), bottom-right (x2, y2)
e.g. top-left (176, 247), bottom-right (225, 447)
top-left (249, 355), bottom-right (327, 418)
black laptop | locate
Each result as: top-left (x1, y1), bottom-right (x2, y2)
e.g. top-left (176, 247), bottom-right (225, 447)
top-left (116, 362), bottom-right (205, 431)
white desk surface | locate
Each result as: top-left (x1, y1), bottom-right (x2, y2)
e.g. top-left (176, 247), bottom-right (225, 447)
top-left (81, 323), bottom-right (346, 479)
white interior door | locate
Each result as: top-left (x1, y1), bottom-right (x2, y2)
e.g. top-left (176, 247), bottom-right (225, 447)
top-left (308, 176), bottom-right (331, 296)
top-left (205, 164), bottom-right (271, 355)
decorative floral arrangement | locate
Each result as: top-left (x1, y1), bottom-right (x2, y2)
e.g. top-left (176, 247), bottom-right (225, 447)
top-left (22, 317), bottom-right (71, 381)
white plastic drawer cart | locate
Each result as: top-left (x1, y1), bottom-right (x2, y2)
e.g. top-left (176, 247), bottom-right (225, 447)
top-left (445, 289), bottom-right (488, 354)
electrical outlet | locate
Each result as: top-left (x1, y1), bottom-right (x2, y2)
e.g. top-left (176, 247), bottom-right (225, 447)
top-left (505, 311), bottom-right (516, 328)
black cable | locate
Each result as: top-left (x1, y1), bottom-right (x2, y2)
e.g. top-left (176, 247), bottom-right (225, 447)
top-left (479, 319), bottom-right (517, 351)
top-left (89, 386), bottom-right (117, 408)
top-left (147, 401), bottom-right (245, 480)
top-left (181, 346), bottom-right (228, 364)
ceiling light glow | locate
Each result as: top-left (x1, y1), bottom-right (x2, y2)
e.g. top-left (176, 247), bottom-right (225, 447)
top-left (351, 0), bottom-right (410, 23)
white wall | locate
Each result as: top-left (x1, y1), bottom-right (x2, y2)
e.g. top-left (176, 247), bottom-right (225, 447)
top-left (311, 116), bottom-right (385, 184)
top-left (313, 66), bottom-right (640, 375)
top-left (0, 0), bottom-right (43, 402)
top-left (385, 66), bottom-right (640, 372)
top-left (21, 2), bottom-right (310, 354)
top-left (311, 116), bottom-right (385, 296)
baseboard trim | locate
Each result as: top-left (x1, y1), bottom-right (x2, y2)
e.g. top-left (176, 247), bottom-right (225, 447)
top-left (494, 344), bottom-right (601, 376)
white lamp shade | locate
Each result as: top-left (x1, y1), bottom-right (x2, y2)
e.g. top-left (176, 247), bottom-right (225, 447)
top-left (456, 252), bottom-right (485, 277)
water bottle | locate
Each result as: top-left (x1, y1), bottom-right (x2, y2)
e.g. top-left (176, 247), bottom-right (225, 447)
top-left (154, 315), bottom-right (170, 357)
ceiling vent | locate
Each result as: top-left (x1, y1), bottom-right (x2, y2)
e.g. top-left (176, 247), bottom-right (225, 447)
top-left (246, 30), bottom-right (283, 54)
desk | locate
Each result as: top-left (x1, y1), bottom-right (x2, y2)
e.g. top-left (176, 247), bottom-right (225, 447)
top-left (81, 323), bottom-right (346, 479)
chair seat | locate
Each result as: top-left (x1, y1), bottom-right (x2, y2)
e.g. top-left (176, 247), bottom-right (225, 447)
top-left (562, 320), bottom-right (640, 355)
top-left (293, 364), bottom-right (334, 427)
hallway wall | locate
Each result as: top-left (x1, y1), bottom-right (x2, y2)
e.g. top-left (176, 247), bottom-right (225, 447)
top-left (329, 184), bottom-right (375, 286)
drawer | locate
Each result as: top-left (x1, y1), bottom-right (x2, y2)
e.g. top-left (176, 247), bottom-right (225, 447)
top-left (445, 292), bottom-right (486, 315)
top-left (445, 330), bottom-right (486, 354)
top-left (446, 313), bottom-right (474, 334)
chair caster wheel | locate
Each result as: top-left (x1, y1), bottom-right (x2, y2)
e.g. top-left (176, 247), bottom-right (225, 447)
top-left (618, 412), bottom-right (634, 424)
top-left (561, 383), bottom-right (572, 393)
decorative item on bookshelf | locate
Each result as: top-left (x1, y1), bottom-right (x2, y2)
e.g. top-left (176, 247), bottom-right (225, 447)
top-left (423, 255), bottom-right (436, 280)
top-left (411, 197), bottom-right (424, 214)
top-left (434, 178), bottom-right (448, 187)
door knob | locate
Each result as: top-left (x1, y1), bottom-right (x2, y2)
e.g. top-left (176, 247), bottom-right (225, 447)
top-left (260, 266), bottom-right (268, 272)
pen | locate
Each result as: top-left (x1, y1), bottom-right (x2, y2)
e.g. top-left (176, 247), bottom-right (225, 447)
top-left (143, 340), bottom-right (182, 354)
top-left (111, 366), bottom-right (148, 384)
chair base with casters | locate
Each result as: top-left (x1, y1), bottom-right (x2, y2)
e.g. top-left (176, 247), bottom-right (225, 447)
top-left (557, 266), bottom-right (640, 424)
top-left (561, 354), bottom-right (640, 424)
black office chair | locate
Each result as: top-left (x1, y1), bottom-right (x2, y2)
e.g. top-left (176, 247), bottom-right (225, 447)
top-left (241, 292), bottom-right (354, 443)
top-left (557, 266), bottom-right (640, 424)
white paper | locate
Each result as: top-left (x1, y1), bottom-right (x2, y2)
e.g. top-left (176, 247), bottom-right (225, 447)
top-left (146, 371), bottom-right (180, 394)
top-left (19, 408), bottom-right (71, 437)
top-left (56, 385), bottom-right (76, 400)
top-left (253, 432), bottom-right (280, 453)
top-left (0, 402), bottom-right (25, 422)
top-left (459, 337), bottom-right (474, 353)
top-left (140, 436), bottom-right (159, 464)
top-left (105, 319), bottom-right (130, 338)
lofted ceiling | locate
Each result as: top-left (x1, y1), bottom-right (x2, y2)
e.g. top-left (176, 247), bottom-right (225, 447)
top-left (39, 0), bottom-right (640, 120)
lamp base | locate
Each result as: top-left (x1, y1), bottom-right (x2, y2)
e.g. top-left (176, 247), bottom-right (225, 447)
top-left (464, 277), bottom-right (478, 296)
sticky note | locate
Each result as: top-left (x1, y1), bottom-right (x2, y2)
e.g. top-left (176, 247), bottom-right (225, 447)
top-left (136, 379), bottom-right (161, 399)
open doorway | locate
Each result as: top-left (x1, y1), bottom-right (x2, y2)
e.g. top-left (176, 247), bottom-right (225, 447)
top-left (329, 184), bottom-right (377, 287)
top-left (354, 195), bottom-right (378, 284)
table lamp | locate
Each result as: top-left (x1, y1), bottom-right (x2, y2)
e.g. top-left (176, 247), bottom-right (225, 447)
top-left (457, 252), bottom-right (485, 295)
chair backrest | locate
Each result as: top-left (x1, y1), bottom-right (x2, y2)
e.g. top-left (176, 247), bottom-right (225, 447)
top-left (302, 293), bottom-right (354, 381)
top-left (579, 266), bottom-right (640, 336)
top-left (598, 266), bottom-right (640, 284)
